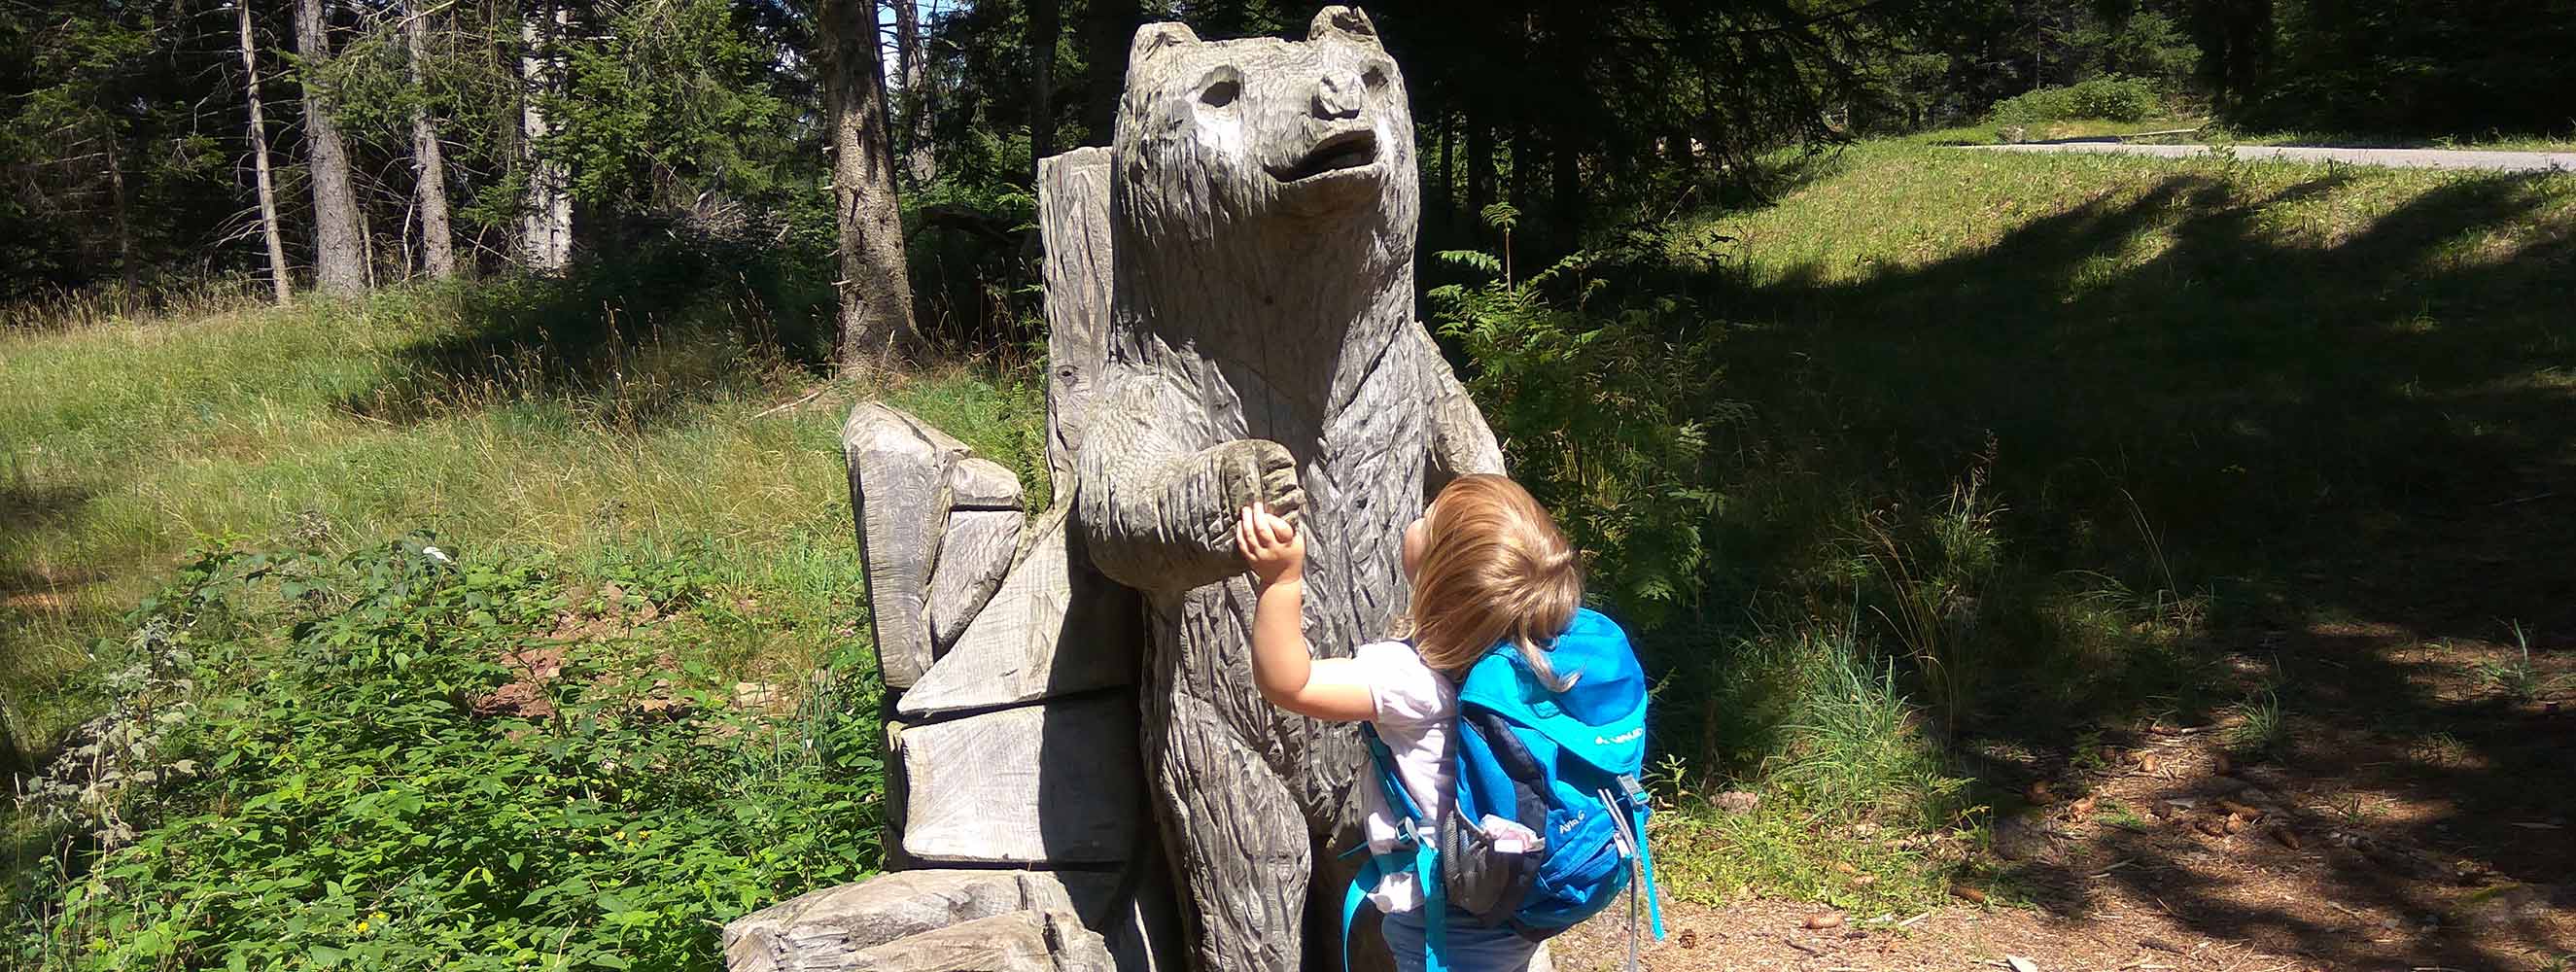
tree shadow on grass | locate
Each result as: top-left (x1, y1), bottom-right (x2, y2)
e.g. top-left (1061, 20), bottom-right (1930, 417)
top-left (342, 237), bottom-right (839, 432)
top-left (1704, 165), bottom-right (2574, 966)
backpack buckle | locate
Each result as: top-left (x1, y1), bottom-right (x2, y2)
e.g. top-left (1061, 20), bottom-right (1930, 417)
top-left (1615, 774), bottom-right (1650, 810)
top-left (1391, 816), bottom-right (1421, 850)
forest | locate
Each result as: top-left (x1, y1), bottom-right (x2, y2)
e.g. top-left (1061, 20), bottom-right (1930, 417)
top-left (9, 0), bottom-right (2571, 324)
top-left (6, 0), bottom-right (2574, 969)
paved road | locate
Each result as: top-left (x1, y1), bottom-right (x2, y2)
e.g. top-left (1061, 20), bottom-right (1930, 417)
top-left (1967, 142), bottom-right (2576, 172)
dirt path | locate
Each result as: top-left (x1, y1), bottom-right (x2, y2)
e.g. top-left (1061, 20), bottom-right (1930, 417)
top-left (1964, 143), bottom-right (2576, 172)
top-left (1552, 605), bottom-right (2576, 970)
top-left (1947, 139), bottom-right (2576, 170)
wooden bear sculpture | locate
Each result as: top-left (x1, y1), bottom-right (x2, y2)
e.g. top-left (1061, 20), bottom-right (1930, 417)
top-left (1075, 8), bottom-right (1502, 972)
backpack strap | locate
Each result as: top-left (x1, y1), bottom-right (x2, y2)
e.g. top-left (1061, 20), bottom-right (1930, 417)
top-left (1343, 725), bottom-right (1449, 972)
top-left (1615, 775), bottom-right (1665, 940)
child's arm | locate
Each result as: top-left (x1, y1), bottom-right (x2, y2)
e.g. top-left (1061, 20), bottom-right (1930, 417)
top-left (1236, 502), bottom-right (1375, 721)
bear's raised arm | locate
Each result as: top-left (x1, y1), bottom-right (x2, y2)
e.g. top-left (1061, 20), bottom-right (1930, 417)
top-left (1076, 371), bottom-right (1306, 594)
top-left (1420, 326), bottom-right (1505, 493)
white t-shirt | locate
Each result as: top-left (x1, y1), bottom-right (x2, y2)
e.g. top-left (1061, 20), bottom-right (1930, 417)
top-left (1352, 640), bottom-right (1457, 913)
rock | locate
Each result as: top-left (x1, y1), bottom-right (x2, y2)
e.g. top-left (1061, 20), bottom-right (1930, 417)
top-left (1993, 813), bottom-right (2057, 862)
top-left (846, 910), bottom-right (1110, 972)
top-left (894, 694), bottom-right (1143, 864)
top-left (723, 871), bottom-right (1087, 970)
top-left (1711, 790), bottom-right (1760, 815)
top-left (948, 457), bottom-right (1026, 510)
top-left (924, 509), bottom-right (1026, 648)
top-left (2457, 885), bottom-right (2552, 928)
top-left (901, 509), bottom-right (1142, 718)
top-left (845, 402), bottom-right (972, 689)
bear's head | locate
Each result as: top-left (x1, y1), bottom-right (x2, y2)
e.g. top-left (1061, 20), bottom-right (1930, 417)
top-left (1111, 7), bottom-right (1417, 245)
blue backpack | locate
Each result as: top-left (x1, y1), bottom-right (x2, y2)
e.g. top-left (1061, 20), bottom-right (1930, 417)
top-left (1341, 608), bottom-right (1666, 972)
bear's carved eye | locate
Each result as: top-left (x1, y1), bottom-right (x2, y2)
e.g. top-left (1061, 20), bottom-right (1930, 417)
top-left (1362, 66), bottom-right (1388, 90)
top-left (1201, 79), bottom-right (1240, 108)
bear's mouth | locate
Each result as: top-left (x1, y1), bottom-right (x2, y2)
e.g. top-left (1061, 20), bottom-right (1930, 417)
top-left (1269, 129), bottom-right (1379, 184)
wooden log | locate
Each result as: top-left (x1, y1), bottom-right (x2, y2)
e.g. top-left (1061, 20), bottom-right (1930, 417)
top-left (1039, 147), bottom-right (1116, 496)
top-left (894, 694), bottom-right (1142, 864)
top-left (745, 908), bottom-right (1113, 972)
top-left (844, 402), bottom-right (971, 688)
top-left (835, 911), bottom-right (1111, 972)
top-left (901, 508), bottom-right (1141, 717)
top-left (724, 871), bottom-right (1085, 970)
top-left (923, 509), bottom-right (1025, 649)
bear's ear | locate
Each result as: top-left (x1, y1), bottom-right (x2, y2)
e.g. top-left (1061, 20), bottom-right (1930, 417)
top-left (1129, 21), bottom-right (1200, 65)
top-left (1307, 6), bottom-right (1380, 47)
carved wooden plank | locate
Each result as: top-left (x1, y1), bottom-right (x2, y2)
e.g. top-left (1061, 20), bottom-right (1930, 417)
top-left (1039, 147), bottom-right (1116, 495)
top-left (900, 508), bottom-right (1140, 718)
top-left (895, 694), bottom-right (1142, 864)
top-left (723, 871), bottom-right (1084, 971)
top-left (948, 457), bottom-right (1026, 510)
top-left (843, 911), bottom-right (1111, 972)
top-left (844, 402), bottom-right (971, 689)
top-left (923, 508), bottom-right (1024, 649)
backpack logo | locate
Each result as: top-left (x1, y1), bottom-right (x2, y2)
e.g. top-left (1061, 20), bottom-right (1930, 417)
top-left (1594, 727), bottom-right (1643, 746)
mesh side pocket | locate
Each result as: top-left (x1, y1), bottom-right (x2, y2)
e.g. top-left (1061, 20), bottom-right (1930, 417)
top-left (1438, 810), bottom-right (1541, 925)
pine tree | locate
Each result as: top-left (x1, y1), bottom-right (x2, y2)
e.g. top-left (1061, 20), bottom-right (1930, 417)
top-left (296, 0), bottom-right (367, 293)
top-left (237, 0), bottom-right (294, 303)
top-left (404, 0), bottom-right (455, 279)
top-left (819, 0), bottom-right (919, 367)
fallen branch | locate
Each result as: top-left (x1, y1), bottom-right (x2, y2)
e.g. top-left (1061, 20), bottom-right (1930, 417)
top-left (753, 386), bottom-right (830, 419)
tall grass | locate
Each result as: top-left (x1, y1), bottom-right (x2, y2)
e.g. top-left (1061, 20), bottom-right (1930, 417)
top-left (0, 277), bottom-right (1045, 760)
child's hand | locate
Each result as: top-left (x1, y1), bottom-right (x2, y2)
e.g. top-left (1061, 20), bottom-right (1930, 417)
top-left (1236, 501), bottom-right (1304, 587)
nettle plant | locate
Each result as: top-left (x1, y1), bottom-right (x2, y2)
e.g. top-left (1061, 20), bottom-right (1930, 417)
top-left (1432, 204), bottom-right (1732, 633)
top-left (29, 538), bottom-right (881, 971)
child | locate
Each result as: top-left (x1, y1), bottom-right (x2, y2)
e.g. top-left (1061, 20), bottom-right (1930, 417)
top-left (1236, 473), bottom-right (1584, 972)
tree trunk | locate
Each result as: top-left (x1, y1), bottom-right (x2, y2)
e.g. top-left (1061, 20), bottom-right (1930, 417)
top-left (890, 0), bottom-right (936, 185)
top-left (1081, 0), bottom-right (1137, 144)
top-left (1467, 112), bottom-right (1490, 227)
top-left (296, 0), bottom-right (366, 294)
top-left (1029, 0), bottom-right (1061, 171)
top-left (1551, 128), bottom-right (1579, 240)
top-left (238, 0), bottom-right (294, 303)
top-left (104, 137), bottom-right (137, 292)
top-left (820, 0), bottom-right (919, 368)
top-left (1506, 121), bottom-right (1529, 217)
top-left (405, 1), bottom-right (456, 279)
top-left (1434, 107), bottom-right (1452, 234)
top-left (519, 0), bottom-right (572, 270)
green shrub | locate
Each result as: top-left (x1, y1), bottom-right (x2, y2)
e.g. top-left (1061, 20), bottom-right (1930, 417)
top-left (1433, 206), bottom-right (1734, 632)
top-left (1984, 76), bottom-right (2166, 124)
top-left (16, 538), bottom-right (881, 971)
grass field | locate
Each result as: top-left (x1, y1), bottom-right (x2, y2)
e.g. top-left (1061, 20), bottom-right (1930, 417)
top-left (1611, 135), bottom-right (2574, 925)
top-left (1929, 117), bottom-right (2576, 152)
top-left (0, 285), bottom-right (1046, 755)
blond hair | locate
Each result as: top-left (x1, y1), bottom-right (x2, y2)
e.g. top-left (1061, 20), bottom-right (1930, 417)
top-left (1397, 474), bottom-right (1583, 685)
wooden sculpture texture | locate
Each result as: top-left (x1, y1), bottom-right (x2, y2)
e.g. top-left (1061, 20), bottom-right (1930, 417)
top-left (1074, 8), bottom-right (1502, 971)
